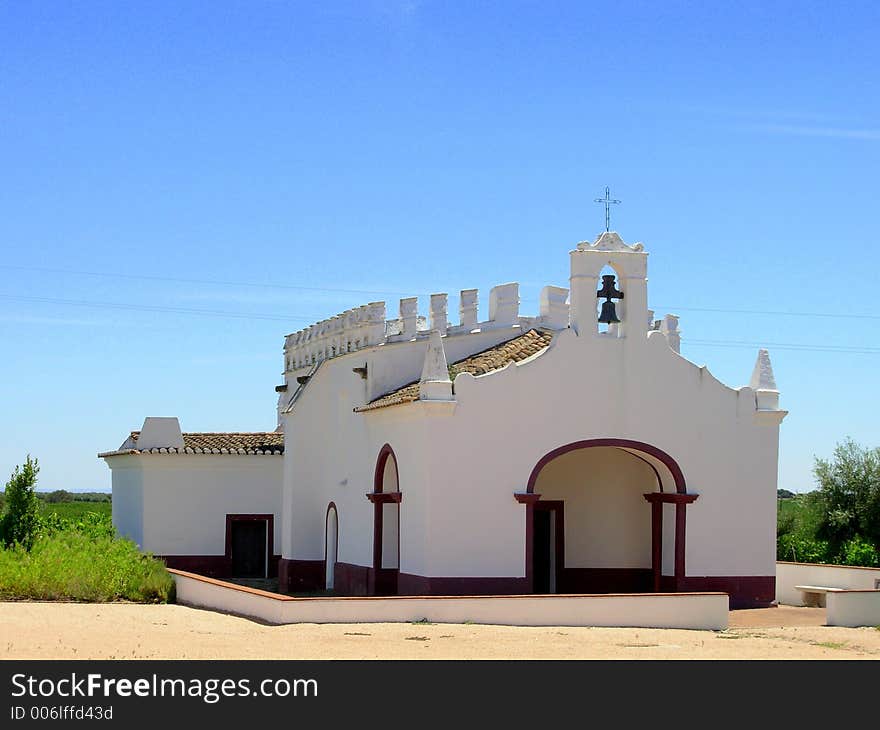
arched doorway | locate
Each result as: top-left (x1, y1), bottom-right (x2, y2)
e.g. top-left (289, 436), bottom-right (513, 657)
top-left (518, 439), bottom-right (697, 594)
top-left (367, 444), bottom-right (402, 595)
top-left (324, 503), bottom-right (338, 591)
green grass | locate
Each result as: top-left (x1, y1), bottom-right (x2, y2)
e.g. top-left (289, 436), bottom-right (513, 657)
top-left (38, 501), bottom-right (111, 521)
top-left (0, 530), bottom-right (173, 602)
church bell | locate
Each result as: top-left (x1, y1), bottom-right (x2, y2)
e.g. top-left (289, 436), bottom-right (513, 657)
top-left (596, 274), bottom-right (623, 324)
top-left (598, 299), bottom-right (620, 324)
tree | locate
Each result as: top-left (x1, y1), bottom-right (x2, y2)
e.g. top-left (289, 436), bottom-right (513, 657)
top-left (812, 439), bottom-right (880, 554)
top-left (45, 489), bottom-right (73, 504)
top-left (0, 455), bottom-right (41, 550)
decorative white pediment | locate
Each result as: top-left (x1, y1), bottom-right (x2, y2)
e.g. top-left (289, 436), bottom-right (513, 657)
top-left (577, 231), bottom-right (645, 253)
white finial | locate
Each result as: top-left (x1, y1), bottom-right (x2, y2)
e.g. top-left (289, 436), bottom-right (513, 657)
top-left (750, 349), bottom-right (780, 410)
top-left (750, 349), bottom-right (777, 391)
top-left (419, 330), bottom-right (453, 401)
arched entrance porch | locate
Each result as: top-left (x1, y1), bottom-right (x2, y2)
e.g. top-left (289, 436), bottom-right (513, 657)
top-left (515, 439), bottom-right (698, 594)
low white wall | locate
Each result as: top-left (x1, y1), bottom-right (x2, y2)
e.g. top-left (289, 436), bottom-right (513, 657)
top-left (171, 570), bottom-right (728, 630)
top-left (826, 591), bottom-right (880, 628)
top-left (776, 562), bottom-right (880, 606)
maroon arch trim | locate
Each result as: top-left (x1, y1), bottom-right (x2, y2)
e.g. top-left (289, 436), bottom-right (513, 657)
top-left (526, 439), bottom-right (687, 494)
top-left (623, 450), bottom-right (664, 493)
top-left (373, 443), bottom-right (399, 494)
top-left (370, 444), bottom-right (401, 594)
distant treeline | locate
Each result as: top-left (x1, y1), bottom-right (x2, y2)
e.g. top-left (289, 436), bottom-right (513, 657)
top-left (37, 490), bottom-right (111, 503)
top-left (0, 490), bottom-right (110, 510)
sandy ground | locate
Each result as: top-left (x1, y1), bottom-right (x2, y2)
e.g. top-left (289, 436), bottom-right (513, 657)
top-left (1, 602), bottom-right (878, 660)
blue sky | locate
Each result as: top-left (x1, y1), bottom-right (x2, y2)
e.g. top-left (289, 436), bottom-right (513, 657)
top-left (1, 1), bottom-right (878, 493)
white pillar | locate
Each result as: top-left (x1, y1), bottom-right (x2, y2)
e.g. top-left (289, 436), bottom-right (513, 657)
top-left (459, 289), bottom-right (478, 329)
top-left (430, 293), bottom-right (448, 335)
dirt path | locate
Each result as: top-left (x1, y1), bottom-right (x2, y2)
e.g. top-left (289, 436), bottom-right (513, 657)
top-left (1, 602), bottom-right (878, 659)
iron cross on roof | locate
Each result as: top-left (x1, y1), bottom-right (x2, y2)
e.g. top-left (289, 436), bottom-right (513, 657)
top-left (594, 186), bottom-right (621, 232)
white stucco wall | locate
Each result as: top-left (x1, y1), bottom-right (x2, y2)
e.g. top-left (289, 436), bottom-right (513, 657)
top-left (109, 464), bottom-right (144, 548)
top-left (282, 322), bottom-right (541, 572)
top-left (104, 454), bottom-right (282, 556)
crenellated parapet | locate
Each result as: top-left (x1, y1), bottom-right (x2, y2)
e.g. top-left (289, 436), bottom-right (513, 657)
top-left (284, 302), bottom-right (387, 372)
top-left (282, 282), bottom-right (571, 374)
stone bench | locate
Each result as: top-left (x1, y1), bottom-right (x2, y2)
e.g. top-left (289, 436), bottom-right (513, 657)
top-left (794, 584), bottom-right (844, 607)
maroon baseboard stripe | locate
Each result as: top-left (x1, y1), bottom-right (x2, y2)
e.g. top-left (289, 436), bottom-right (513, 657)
top-left (397, 574), bottom-right (529, 596)
top-left (278, 558), bottom-right (324, 593)
top-left (679, 576), bottom-right (775, 609)
top-left (161, 554), bottom-right (281, 580)
top-left (559, 568), bottom-right (652, 594)
top-left (273, 560), bottom-right (775, 608)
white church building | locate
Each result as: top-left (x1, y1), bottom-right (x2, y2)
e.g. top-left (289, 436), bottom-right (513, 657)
top-left (100, 231), bottom-right (786, 608)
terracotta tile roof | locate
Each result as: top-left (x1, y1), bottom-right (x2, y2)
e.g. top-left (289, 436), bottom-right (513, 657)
top-left (99, 431), bottom-right (284, 457)
top-left (356, 328), bottom-right (554, 412)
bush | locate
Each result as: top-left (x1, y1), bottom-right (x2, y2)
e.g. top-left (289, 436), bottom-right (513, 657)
top-left (0, 531), bottom-right (174, 602)
top-left (0, 456), bottom-right (41, 550)
top-left (777, 533), bottom-right (833, 564)
top-left (839, 536), bottom-right (880, 567)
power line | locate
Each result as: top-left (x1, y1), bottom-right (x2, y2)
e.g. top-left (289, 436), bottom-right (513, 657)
top-left (4, 263), bottom-right (880, 322)
top-left (684, 338), bottom-right (880, 354)
top-left (0, 264), bottom-right (425, 298)
top-left (656, 305), bottom-right (880, 321)
top-left (2, 292), bottom-right (876, 355)
top-left (0, 294), bottom-right (317, 323)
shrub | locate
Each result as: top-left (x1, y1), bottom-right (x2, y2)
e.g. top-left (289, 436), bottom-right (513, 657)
top-left (0, 456), bottom-right (41, 551)
top-left (0, 531), bottom-right (174, 603)
top-left (839, 536), bottom-right (880, 567)
top-left (777, 533), bottom-right (833, 564)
